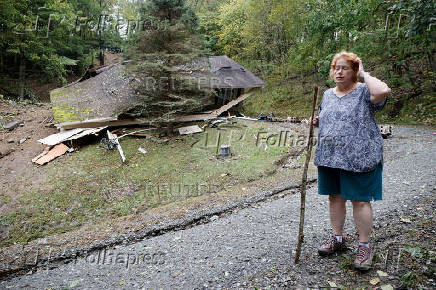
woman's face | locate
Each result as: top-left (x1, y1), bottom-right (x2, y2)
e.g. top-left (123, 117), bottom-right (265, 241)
top-left (333, 57), bottom-right (356, 85)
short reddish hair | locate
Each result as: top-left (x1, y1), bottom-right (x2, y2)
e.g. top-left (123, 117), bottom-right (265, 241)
top-left (329, 51), bottom-right (360, 82)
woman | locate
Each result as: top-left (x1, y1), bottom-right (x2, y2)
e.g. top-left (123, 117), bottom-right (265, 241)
top-left (313, 51), bottom-right (391, 271)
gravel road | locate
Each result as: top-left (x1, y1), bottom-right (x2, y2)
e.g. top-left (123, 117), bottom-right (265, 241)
top-left (1, 126), bottom-right (435, 289)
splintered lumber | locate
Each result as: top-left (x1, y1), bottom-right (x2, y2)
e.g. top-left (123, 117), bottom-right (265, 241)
top-left (211, 88), bottom-right (258, 116)
top-left (178, 125), bottom-right (203, 135)
top-left (32, 144), bottom-right (69, 165)
top-left (295, 86), bottom-right (319, 264)
top-left (65, 127), bottom-right (107, 141)
top-left (58, 118), bottom-right (151, 130)
top-left (173, 114), bottom-right (218, 122)
top-left (107, 130), bottom-right (126, 163)
top-left (38, 127), bottom-right (107, 146)
top-left (117, 128), bottom-right (157, 139)
top-left (38, 128), bottom-right (84, 145)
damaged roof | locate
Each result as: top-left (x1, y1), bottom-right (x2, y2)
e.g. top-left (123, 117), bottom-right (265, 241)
top-left (209, 56), bottom-right (266, 88)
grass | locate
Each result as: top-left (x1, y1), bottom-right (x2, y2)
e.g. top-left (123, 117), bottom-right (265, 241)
top-left (0, 119), bottom-right (297, 247)
top-left (242, 79), bottom-right (316, 119)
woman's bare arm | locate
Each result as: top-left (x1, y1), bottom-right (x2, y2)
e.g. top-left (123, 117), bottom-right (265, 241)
top-left (358, 59), bottom-right (392, 104)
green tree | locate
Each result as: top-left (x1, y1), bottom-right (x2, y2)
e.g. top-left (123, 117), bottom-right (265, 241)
top-left (0, 0), bottom-right (121, 99)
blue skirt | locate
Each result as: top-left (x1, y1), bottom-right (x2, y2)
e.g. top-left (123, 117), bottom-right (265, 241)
top-left (317, 162), bottom-right (383, 201)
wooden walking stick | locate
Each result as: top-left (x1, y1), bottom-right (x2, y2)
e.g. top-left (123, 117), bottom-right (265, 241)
top-left (294, 85), bottom-right (319, 263)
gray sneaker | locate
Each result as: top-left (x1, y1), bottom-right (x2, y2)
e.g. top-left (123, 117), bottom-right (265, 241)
top-left (318, 235), bottom-right (347, 256)
top-left (353, 244), bottom-right (374, 271)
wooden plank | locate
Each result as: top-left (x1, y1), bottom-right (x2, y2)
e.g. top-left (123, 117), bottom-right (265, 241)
top-left (38, 127), bottom-right (108, 146)
top-left (65, 127), bottom-right (108, 141)
top-left (174, 114), bottom-right (217, 122)
top-left (32, 147), bottom-right (51, 163)
top-left (178, 125), bottom-right (203, 135)
top-left (107, 130), bottom-right (126, 163)
top-left (38, 129), bottom-right (85, 146)
top-left (33, 144), bottom-right (69, 165)
top-left (58, 118), bottom-right (151, 130)
top-left (211, 88), bottom-right (259, 116)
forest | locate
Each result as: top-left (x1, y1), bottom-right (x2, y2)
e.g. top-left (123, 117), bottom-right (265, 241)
top-left (0, 0), bottom-right (435, 124)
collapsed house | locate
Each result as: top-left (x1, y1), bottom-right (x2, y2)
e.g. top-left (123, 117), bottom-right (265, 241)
top-left (51, 56), bottom-right (266, 129)
top-left (32, 56), bottom-right (266, 164)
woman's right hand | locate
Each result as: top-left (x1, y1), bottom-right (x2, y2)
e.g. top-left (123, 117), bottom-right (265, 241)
top-left (312, 116), bottom-right (319, 127)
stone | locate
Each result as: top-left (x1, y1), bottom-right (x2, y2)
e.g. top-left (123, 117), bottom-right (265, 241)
top-left (0, 148), bottom-right (15, 158)
top-left (4, 120), bottom-right (23, 131)
top-left (7, 139), bottom-right (14, 143)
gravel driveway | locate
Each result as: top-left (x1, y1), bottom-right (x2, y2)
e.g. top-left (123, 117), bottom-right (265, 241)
top-left (1, 126), bottom-right (435, 289)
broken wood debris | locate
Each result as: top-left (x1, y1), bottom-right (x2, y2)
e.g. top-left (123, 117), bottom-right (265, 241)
top-left (58, 117), bottom-right (151, 130)
top-left (65, 127), bottom-right (107, 142)
top-left (138, 147), bottom-right (147, 154)
top-left (178, 125), bottom-right (203, 135)
top-left (117, 128), bottom-right (157, 139)
top-left (107, 130), bottom-right (126, 163)
top-left (38, 128), bottom-right (83, 145)
top-left (258, 113), bottom-right (301, 123)
top-left (235, 116), bottom-right (258, 121)
top-left (32, 144), bottom-right (69, 166)
top-left (32, 147), bottom-right (51, 163)
top-left (38, 127), bottom-right (107, 146)
top-left (19, 137), bottom-right (28, 144)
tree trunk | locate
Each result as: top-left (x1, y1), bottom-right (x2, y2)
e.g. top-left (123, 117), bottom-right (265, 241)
top-left (98, 11), bottom-right (104, 66)
top-left (0, 50), bottom-right (3, 72)
top-left (18, 56), bottom-right (25, 99)
top-left (427, 50), bottom-right (435, 73)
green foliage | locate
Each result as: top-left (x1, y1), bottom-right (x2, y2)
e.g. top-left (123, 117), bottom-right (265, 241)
top-left (0, 0), bottom-right (122, 95)
top-left (199, 0), bottom-right (435, 124)
top-left (400, 271), bottom-right (419, 288)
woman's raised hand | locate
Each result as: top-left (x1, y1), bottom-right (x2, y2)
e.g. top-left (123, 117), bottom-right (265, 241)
top-left (312, 116), bottom-right (319, 127)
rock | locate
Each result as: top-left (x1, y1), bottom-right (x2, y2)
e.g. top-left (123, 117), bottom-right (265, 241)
top-left (0, 148), bottom-right (15, 158)
top-left (4, 120), bottom-right (23, 131)
top-left (7, 139), bottom-right (15, 143)
top-left (19, 138), bottom-right (28, 144)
